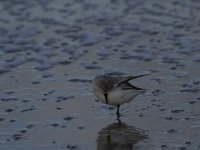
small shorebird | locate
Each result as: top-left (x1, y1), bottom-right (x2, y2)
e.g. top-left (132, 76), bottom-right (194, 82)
top-left (93, 74), bottom-right (149, 118)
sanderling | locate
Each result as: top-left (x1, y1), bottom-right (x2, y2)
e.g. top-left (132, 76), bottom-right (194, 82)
top-left (93, 74), bottom-right (149, 118)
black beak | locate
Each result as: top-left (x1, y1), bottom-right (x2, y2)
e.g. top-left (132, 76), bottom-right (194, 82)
top-left (104, 93), bottom-right (108, 104)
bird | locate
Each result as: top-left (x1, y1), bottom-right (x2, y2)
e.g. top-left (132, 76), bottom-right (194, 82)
top-left (93, 74), bottom-right (149, 118)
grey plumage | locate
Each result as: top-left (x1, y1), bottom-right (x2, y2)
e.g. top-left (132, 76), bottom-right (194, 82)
top-left (93, 73), bottom-right (149, 117)
top-left (94, 74), bottom-right (149, 92)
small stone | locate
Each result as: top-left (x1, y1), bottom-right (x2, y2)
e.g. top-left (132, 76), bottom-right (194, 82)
top-left (26, 124), bottom-right (34, 129)
top-left (6, 139), bottom-right (10, 142)
top-left (64, 116), bottom-right (74, 121)
top-left (167, 129), bottom-right (177, 133)
top-left (51, 123), bottom-right (59, 127)
top-left (171, 109), bottom-right (184, 114)
top-left (184, 117), bottom-right (192, 120)
top-left (20, 130), bottom-right (27, 133)
top-left (185, 141), bottom-right (191, 145)
top-left (178, 146), bottom-right (186, 150)
top-left (138, 114), bottom-right (143, 117)
top-left (0, 118), bottom-right (5, 121)
top-left (5, 91), bottom-right (15, 95)
top-left (31, 81), bottom-right (40, 84)
top-left (188, 101), bottom-right (196, 104)
top-left (78, 126), bottom-right (84, 129)
top-left (9, 119), bottom-right (16, 123)
top-left (66, 144), bottom-right (78, 150)
top-left (5, 109), bottom-right (14, 113)
top-left (12, 134), bottom-right (22, 140)
top-left (161, 144), bottom-right (168, 148)
top-left (21, 100), bottom-right (30, 103)
top-left (160, 109), bottom-right (166, 111)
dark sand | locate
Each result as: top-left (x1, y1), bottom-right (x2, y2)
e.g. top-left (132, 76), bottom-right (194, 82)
top-left (0, 0), bottom-right (200, 149)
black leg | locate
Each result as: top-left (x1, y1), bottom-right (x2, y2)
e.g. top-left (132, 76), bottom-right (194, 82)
top-left (116, 104), bottom-right (120, 119)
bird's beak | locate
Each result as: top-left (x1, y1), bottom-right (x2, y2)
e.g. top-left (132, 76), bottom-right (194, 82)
top-left (104, 93), bottom-right (108, 104)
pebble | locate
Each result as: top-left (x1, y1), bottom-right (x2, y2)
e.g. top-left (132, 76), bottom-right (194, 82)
top-left (171, 109), bottom-right (184, 114)
top-left (5, 108), bottom-right (14, 113)
top-left (63, 116), bottom-right (74, 121)
top-left (167, 129), bottom-right (177, 133)
top-left (0, 118), bottom-right (5, 121)
top-left (12, 134), bottom-right (22, 140)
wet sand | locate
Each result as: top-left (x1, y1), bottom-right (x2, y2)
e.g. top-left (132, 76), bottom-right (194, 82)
top-left (0, 0), bottom-right (200, 149)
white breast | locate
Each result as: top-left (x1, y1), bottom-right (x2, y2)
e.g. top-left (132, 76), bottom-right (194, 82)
top-left (94, 86), bottom-right (144, 106)
top-left (107, 86), bottom-right (144, 106)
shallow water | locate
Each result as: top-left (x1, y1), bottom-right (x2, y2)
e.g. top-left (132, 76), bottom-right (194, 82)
top-left (0, 0), bottom-right (200, 150)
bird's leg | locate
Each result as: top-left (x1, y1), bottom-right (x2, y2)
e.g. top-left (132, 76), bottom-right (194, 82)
top-left (117, 116), bottom-right (121, 124)
top-left (116, 104), bottom-right (120, 119)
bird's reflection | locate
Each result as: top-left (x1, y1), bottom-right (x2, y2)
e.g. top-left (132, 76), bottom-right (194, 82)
top-left (97, 120), bottom-right (148, 150)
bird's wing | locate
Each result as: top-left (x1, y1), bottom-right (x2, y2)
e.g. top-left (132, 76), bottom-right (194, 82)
top-left (118, 82), bottom-right (145, 90)
top-left (97, 74), bottom-right (149, 91)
